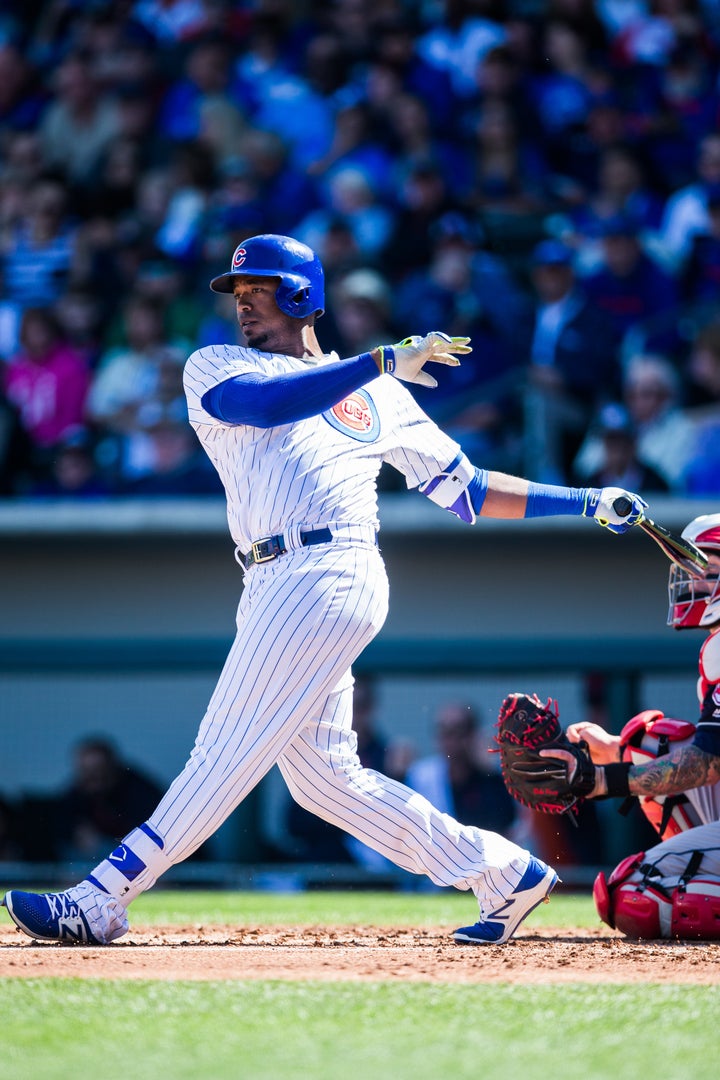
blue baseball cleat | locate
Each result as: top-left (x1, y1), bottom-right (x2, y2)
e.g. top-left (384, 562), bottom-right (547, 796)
top-left (453, 856), bottom-right (559, 945)
top-left (2, 885), bottom-right (128, 945)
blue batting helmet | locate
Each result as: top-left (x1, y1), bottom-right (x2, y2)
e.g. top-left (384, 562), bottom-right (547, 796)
top-left (209, 234), bottom-right (325, 318)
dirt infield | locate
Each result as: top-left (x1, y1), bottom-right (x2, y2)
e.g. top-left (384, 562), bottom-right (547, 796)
top-left (2, 923), bottom-right (719, 982)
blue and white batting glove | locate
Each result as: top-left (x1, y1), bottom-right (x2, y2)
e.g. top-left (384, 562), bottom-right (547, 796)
top-left (376, 331), bottom-right (471, 388)
top-left (583, 486), bottom-right (648, 534)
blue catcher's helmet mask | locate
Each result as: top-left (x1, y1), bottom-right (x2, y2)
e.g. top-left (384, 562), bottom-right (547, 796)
top-left (209, 234), bottom-right (325, 318)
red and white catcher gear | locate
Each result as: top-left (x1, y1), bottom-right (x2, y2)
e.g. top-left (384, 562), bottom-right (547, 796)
top-left (619, 710), bottom-right (701, 838)
top-left (667, 514), bottom-right (720, 630)
top-left (594, 848), bottom-right (720, 940)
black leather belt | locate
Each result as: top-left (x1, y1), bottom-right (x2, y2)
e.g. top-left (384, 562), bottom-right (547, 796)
top-left (242, 526), bottom-right (333, 570)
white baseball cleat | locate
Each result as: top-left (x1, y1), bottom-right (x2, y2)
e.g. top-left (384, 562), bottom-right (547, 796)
top-left (452, 856), bottom-right (559, 945)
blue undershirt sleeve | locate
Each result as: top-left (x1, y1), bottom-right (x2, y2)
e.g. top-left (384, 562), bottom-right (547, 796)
top-left (524, 480), bottom-right (590, 517)
top-left (201, 352), bottom-right (379, 426)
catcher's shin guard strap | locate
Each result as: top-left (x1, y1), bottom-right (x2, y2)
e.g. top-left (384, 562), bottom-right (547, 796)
top-left (604, 762), bottom-right (632, 797)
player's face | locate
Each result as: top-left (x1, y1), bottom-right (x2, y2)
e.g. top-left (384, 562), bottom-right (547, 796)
top-left (233, 276), bottom-right (303, 355)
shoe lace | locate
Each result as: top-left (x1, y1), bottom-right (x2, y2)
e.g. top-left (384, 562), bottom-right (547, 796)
top-left (46, 893), bottom-right (81, 920)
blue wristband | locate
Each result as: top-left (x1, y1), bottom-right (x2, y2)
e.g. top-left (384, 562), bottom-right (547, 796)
top-left (524, 481), bottom-right (590, 518)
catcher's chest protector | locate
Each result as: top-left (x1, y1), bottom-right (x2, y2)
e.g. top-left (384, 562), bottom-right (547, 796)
top-left (620, 710), bottom-right (701, 838)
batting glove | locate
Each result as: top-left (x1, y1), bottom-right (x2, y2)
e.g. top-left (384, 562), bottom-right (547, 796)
top-left (582, 486), bottom-right (648, 534)
top-left (376, 331), bottom-right (471, 388)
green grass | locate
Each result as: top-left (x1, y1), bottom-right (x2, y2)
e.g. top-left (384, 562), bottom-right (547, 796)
top-left (1, 980), bottom-right (716, 1080)
top-left (1, 892), bottom-right (714, 1080)
top-left (127, 886), bottom-right (597, 930)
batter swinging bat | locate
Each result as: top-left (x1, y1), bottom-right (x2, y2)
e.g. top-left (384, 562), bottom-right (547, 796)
top-left (613, 496), bottom-right (708, 576)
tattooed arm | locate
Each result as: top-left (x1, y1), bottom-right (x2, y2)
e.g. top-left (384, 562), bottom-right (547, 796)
top-left (592, 744), bottom-right (720, 798)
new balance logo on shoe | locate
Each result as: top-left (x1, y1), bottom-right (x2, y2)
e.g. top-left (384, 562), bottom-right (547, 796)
top-left (452, 856), bottom-right (559, 945)
top-left (2, 890), bottom-right (100, 944)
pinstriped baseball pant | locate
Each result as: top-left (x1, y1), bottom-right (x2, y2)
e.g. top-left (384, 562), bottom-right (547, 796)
top-left (90, 540), bottom-right (530, 913)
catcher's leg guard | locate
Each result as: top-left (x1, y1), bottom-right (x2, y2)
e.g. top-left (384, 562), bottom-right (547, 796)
top-left (670, 880), bottom-right (720, 939)
top-left (593, 851), bottom-right (672, 937)
top-left (595, 846), bottom-right (720, 939)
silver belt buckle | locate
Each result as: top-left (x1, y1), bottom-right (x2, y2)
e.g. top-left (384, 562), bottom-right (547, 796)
top-left (251, 538), bottom-right (276, 564)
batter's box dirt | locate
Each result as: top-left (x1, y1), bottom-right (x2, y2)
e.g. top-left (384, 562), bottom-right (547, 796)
top-left (1, 924), bottom-right (720, 982)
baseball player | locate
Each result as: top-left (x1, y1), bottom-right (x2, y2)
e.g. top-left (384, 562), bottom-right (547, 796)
top-left (557, 515), bottom-right (720, 938)
top-left (2, 234), bottom-right (647, 947)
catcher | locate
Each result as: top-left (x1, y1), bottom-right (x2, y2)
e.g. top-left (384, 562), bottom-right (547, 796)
top-left (496, 514), bottom-right (720, 940)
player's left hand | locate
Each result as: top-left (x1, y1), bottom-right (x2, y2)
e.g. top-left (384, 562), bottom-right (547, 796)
top-left (377, 332), bottom-right (471, 388)
top-left (582, 486), bottom-right (647, 534)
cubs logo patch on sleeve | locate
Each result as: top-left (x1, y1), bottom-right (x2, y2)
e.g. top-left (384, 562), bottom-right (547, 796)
top-left (323, 390), bottom-right (380, 442)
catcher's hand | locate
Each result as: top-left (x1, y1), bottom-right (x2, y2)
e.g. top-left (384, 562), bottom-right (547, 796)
top-left (376, 331), bottom-right (471, 388)
top-left (495, 692), bottom-right (597, 816)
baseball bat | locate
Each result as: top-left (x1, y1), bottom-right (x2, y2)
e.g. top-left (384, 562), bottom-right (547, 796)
top-left (613, 496), bottom-right (708, 576)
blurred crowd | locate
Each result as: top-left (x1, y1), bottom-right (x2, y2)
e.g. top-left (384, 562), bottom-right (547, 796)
top-left (1, 0), bottom-right (720, 497)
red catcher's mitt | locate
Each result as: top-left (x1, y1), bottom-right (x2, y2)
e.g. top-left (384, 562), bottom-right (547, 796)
top-left (495, 692), bottom-right (596, 816)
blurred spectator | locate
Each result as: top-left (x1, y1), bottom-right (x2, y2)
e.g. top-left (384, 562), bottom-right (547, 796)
top-left (156, 36), bottom-right (246, 150)
top-left (86, 292), bottom-right (188, 439)
top-left (365, 15), bottom-right (456, 129)
top-left (528, 17), bottom-right (604, 168)
top-left (415, 0), bottom-right (507, 99)
top-left (393, 211), bottom-right (528, 467)
top-left (681, 182), bottom-right (720, 306)
top-left (238, 20), bottom-right (335, 172)
top-left (681, 320), bottom-right (720, 494)
top-left (130, 0), bottom-right (218, 46)
top-left (118, 416), bottom-right (223, 495)
top-left (2, 306), bottom-right (91, 467)
top-left (53, 286), bottom-right (109, 371)
top-left (381, 91), bottom-right (471, 203)
top-left (574, 352), bottom-right (696, 489)
top-left (52, 735), bottom-right (164, 862)
top-left (236, 128), bottom-right (319, 235)
top-left (1, 130), bottom-right (46, 189)
top-left (305, 100), bottom-right (395, 202)
top-left (404, 701), bottom-right (521, 842)
top-left (0, 176), bottom-right (80, 314)
top-left (581, 212), bottom-right (680, 350)
top-left (556, 143), bottom-right (665, 268)
top-left (327, 268), bottom-right (398, 358)
top-left (518, 238), bottom-right (620, 482)
top-left (0, 40), bottom-right (47, 134)
top-left (571, 401), bottom-right (671, 493)
top-left (658, 132), bottom-right (720, 268)
top-left (296, 165), bottom-right (394, 261)
top-left (154, 139), bottom-right (216, 266)
top-left (381, 161), bottom-right (460, 284)
top-left (132, 256), bottom-right (205, 348)
top-left (29, 426), bottom-right (111, 498)
top-left (39, 52), bottom-right (122, 192)
top-left (610, 0), bottom-right (711, 68)
top-left (462, 96), bottom-right (552, 215)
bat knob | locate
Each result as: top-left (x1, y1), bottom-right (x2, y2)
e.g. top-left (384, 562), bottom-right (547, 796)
top-left (612, 496), bottom-right (632, 518)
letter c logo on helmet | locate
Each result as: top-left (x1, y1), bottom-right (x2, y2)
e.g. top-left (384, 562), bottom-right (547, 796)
top-left (209, 234), bottom-right (325, 319)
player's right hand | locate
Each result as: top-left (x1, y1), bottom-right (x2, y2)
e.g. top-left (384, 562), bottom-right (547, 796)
top-left (582, 486), bottom-right (647, 534)
top-left (377, 331), bottom-right (471, 388)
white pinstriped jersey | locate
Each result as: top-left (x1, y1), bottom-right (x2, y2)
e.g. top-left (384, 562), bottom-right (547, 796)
top-left (184, 344), bottom-right (462, 551)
